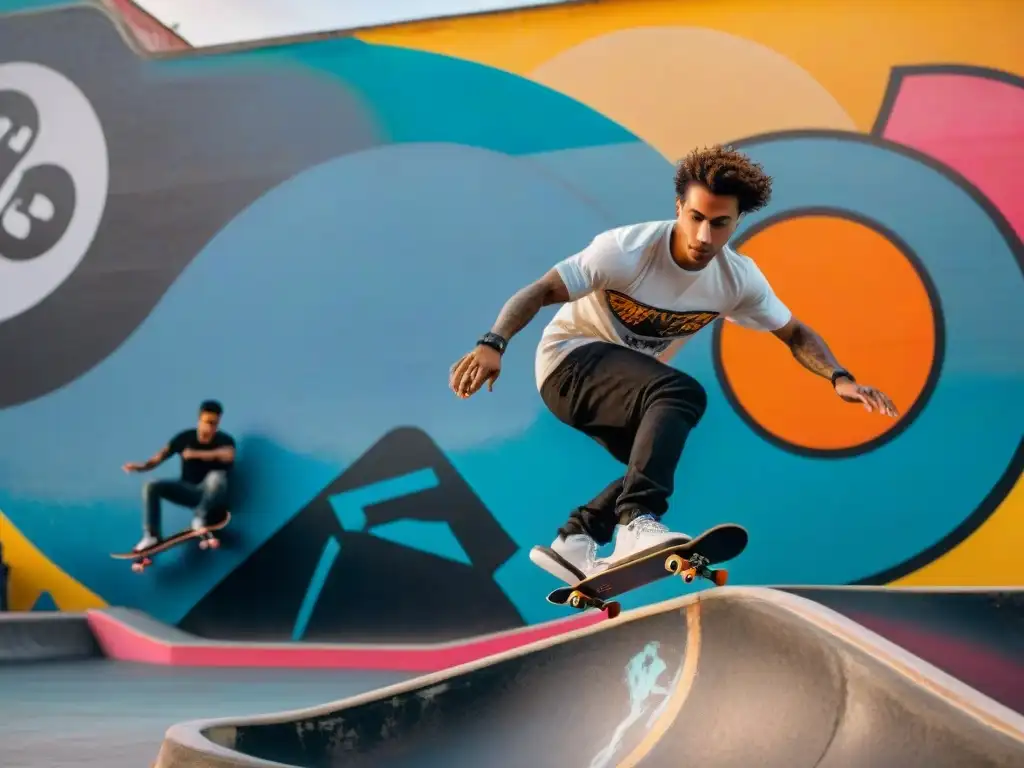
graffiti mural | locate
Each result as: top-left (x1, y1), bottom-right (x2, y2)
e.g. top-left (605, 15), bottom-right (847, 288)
top-left (0, 1), bottom-right (1020, 638)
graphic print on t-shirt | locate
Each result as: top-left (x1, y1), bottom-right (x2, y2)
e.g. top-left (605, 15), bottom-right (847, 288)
top-left (604, 289), bottom-right (720, 354)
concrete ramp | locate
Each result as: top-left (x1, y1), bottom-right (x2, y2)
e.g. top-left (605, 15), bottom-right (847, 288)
top-left (155, 588), bottom-right (1024, 767)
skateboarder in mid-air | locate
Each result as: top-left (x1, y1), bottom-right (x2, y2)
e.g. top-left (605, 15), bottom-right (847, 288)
top-left (122, 399), bottom-right (236, 552)
top-left (449, 145), bottom-right (898, 586)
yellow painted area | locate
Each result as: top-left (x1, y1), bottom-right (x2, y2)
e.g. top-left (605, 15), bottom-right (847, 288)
top-left (528, 26), bottom-right (854, 161)
top-left (0, 510), bottom-right (106, 611)
top-left (894, 473), bottom-right (1024, 586)
top-left (357, 0), bottom-right (1023, 133)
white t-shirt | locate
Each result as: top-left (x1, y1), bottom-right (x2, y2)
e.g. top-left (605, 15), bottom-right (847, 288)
top-left (534, 220), bottom-right (792, 389)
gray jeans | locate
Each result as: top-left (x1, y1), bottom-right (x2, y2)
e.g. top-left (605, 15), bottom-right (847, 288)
top-left (142, 470), bottom-right (229, 537)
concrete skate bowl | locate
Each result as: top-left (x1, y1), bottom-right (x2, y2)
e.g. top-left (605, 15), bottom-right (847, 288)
top-left (155, 588), bottom-right (1024, 768)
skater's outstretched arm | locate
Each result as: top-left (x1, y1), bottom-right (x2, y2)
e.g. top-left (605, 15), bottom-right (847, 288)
top-left (490, 268), bottom-right (570, 341)
top-left (121, 445), bottom-right (171, 474)
top-left (448, 228), bottom-right (630, 399)
top-left (771, 316), bottom-right (899, 417)
top-left (448, 269), bottom-right (570, 399)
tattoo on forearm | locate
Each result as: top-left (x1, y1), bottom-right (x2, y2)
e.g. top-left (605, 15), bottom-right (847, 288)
top-left (788, 323), bottom-right (842, 379)
top-left (491, 283), bottom-right (548, 340)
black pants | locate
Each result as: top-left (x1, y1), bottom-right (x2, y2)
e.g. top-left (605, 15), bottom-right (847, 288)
top-left (142, 470), bottom-right (229, 538)
top-left (540, 341), bottom-right (708, 545)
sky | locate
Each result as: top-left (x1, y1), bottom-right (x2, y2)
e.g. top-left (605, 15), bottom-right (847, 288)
top-left (137, 0), bottom-right (570, 47)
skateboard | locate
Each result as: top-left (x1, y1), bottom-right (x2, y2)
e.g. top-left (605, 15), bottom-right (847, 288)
top-left (110, 511), bottom-right (231, 573)
top-left (544, 523), bottom-right (748, 619)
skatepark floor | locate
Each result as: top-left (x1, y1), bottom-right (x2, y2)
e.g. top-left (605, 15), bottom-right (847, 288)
top-left (0, 659), bottom-right (408, 768)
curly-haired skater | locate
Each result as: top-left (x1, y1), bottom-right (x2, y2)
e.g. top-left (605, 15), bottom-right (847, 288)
top-left (448, 144), bottom-right (898, 584)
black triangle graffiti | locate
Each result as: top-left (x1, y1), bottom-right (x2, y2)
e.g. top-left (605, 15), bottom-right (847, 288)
top-left (178, 427), bottom-right (524, 643)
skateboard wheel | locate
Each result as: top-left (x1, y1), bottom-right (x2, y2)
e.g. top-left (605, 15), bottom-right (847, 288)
top-left (605, 602), bottom-right (621, 619)
top-left (569, 591), bottom-right (583, 609)
top-left (682, 567), bottom-right (696, 583)
top-left (712, 568), bottom-right (729, 587)
top-left (207, 538), bottom-right (220, 549)
top-left (665, 554), bottom-right (684, 574)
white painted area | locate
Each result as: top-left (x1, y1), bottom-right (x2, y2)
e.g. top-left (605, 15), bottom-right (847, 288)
top-left (136, 0), bottom-right (574, 47)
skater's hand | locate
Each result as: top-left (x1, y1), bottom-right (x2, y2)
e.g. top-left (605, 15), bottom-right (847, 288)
top-left (181, 448), bottom-right (196, 460)
top-left (122, 461), bottom-right (144, 473)
top-left (449, 344), bottom-right (502, 398)
top-left (834, 378), bottom-right (899, 417)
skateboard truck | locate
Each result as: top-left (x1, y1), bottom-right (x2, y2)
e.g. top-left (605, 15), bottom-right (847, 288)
top-left (665, 552), bottom-right (729, 587)
top-left (566, 589), bottom-right (622, 619)
top-left (196, 527), bottom-right (221, 550)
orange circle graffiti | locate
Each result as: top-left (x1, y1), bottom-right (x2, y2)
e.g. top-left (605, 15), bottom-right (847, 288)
top-left (719, 215), bottom-right (936, 452)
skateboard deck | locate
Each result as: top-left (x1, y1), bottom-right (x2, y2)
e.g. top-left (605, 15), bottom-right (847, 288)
top-left (111, 511), bottom-right (231, 573)
top-left (545, 523), bottom-right (748, 619)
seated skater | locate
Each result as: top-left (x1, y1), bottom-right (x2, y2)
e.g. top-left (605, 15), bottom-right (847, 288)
top-left (448, 145), bottom-right (898, 585)
top-left (122, 399), bottom-right (236, 551)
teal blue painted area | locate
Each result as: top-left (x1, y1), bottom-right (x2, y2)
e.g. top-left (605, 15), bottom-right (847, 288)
top-left (293, 536), bottom-right (341, 641)
top-left (369, 521), bottom-right (472, 566)
top-left (522, 143), bottom-right (678, 224)
top-left (157, 36), bottom-right (638, 155)
top-left (30, 591), bottom-right (58, 611)
top-left (329, 497), bottom-right (368, 532)
top-left (330, 469), bottom-right (440, 532)
top-left (0, 0), bottom-right (73, 12)
top-left (306, 40), bottom-right (640, 153)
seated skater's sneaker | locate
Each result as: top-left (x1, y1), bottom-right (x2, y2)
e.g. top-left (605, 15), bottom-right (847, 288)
top-left (133, 532), bottom-right (158, 552)
top-left (606, 514), bottom-right (690, 567)
top-left (191, 515), bottom-right (207, 532)
top-left (530, 533), bottom-right (607, 585)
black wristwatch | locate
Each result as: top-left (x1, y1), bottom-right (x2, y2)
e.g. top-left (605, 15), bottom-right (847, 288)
top-left (477, 332), bottom-right (507, 355)
top-left (831, 369), bottom-right (855, 388)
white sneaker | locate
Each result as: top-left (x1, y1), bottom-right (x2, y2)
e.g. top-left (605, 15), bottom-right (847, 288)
top-left (606, 514), bottom-right (690, 567)
top-left (133, 533), bottom-right (158, 552)
top-left (530, 533), bottom-right (607, 585)
top-left (190, 516), bottom-right (206, 532)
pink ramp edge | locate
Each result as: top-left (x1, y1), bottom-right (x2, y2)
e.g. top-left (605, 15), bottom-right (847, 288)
top-left (880, 70), bottom-right (1024, 240)
top-left (86, 609), bottom-right (604, 671)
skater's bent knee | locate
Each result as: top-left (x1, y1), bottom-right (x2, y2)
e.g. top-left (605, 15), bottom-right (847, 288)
top-left (687, 378), bottom-right (708, 418)
top-left (203, 471), bottom-right (227, 491)
top-left (652, 371), bottom-right (707, 421)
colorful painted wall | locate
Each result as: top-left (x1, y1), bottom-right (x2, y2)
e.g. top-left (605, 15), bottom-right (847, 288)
top-left (0, 1), bottom-right (1021, 642)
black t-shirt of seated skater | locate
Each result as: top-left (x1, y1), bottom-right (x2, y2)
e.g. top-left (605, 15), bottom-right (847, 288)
top-left (168, 429), bottom-right (235, 485)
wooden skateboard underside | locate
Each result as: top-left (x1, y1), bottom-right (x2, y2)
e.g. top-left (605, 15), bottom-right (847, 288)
top-left (111, 512), bottom-right (231, 573)
top-left (547, 523), bottom-right (748, 619)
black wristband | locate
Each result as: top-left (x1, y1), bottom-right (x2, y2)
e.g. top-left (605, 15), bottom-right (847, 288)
top-left (831, 370), bottom-right (855, 387)
top-left (477, 332), bottom-right (507, 355)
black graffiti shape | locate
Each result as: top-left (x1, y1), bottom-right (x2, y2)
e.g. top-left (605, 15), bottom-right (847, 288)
top-left (178, 427), bottom-right (524, 643)
top-left (0, 90), bottom-right (39, 183)
top-left (0, 163), bottom-right (76, 262)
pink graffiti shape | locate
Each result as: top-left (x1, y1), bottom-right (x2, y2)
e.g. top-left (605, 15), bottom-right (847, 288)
top-left (880, 68), bottom-right (1024, 241)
